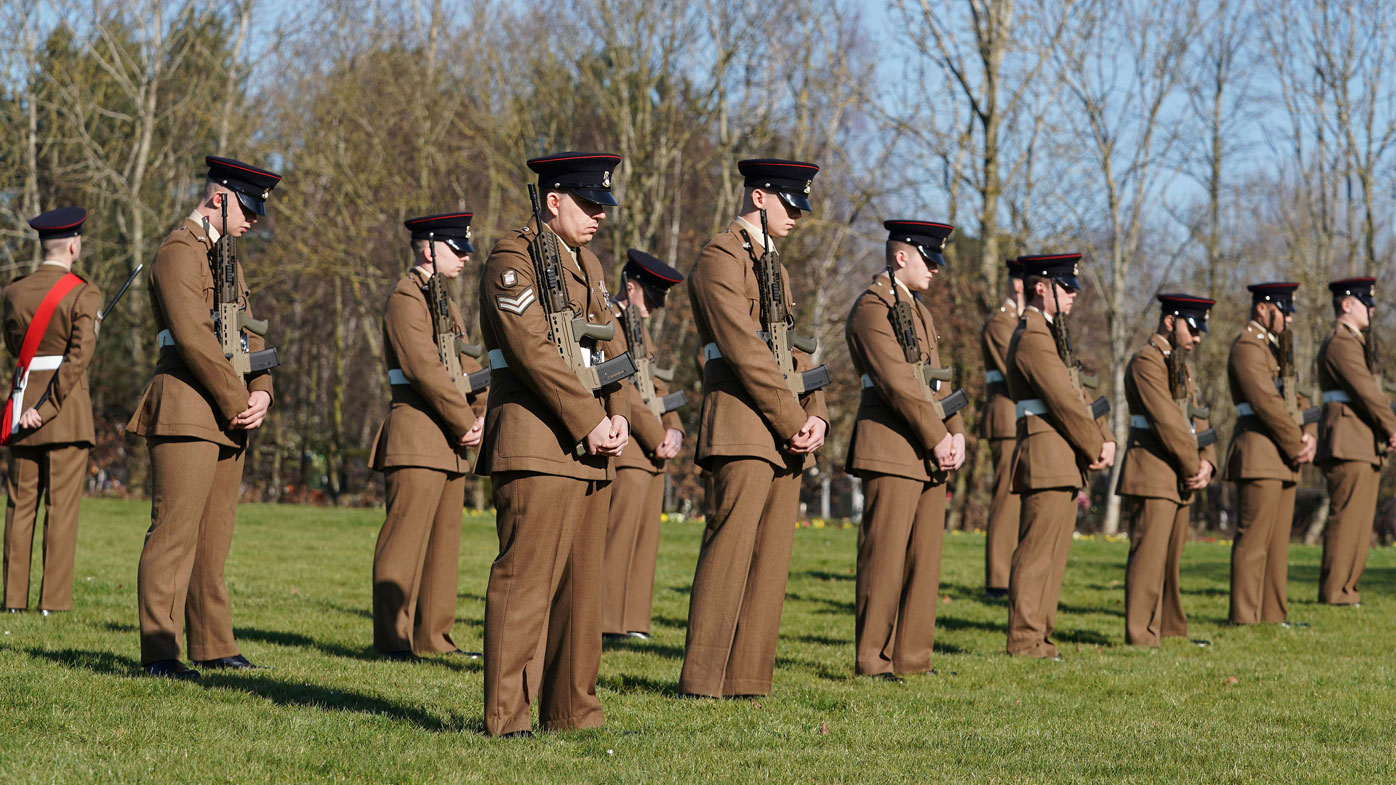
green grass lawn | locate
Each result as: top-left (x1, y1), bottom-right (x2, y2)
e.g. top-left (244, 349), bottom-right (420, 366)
top-left (1, 497), bottom-right (1393, 784)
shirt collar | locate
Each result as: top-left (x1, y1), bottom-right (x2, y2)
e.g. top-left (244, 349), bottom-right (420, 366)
top-left (878, 270), bottom-right (915, 300)
top-left (1246, 320), bottom-right (1278, 345)
top-left (1149, 333), bottom-right (1172, 356)
top-left (1004, 297), bottom-right (1023, 317)
top-left (190, 210), bottom-right (221, 244)
top-left (1026, 304), bottom-right (1054, 324)
top-left (734, 216), bottom-right (775, 255)
top-left (39, 260), bottom-right (69, 269)
top-left (1338, 319), bottom-right (1366, 342)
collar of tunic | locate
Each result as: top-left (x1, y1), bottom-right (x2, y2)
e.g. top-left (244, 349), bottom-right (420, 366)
top-left (1026, 304), bottom-right (1054, 324)
top-left (733, 215), bottom-right (776, 255)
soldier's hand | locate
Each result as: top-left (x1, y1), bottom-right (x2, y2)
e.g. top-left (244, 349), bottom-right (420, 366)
top-left (1387, 431), bottom-right (1396, 452)
top-left (1185, 460), bottom-right (1214, 490)
top-left (932, 433), bottom-right (955, 470)
top-left (585, 416), bottom-right (625, 456)
top-left (609, 415), bottom-right (630, 455)
top-left (459, 416), bottom-right (485, 448)
top-left (1089, 441), bottom-right (1117, 471)
top-left (18, 408), bottom-right (42, 430)
top-left (788, 416), bottom-right (827, 454)
top-left (655, 428), bottom-right (683, 460)
top-left (230, 391), bottom-right (272, 430)
top-left (950, 433), bottom-right (967, 471)
top-left (1295, 432), bottom-right (1317, 465)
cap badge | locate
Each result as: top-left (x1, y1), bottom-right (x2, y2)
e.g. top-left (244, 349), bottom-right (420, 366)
top-left (602, 170), bottom-right (611, 188)
top-left (937, 237), bottom-right (948, 252)
top-left (803, 180), bottom-right (812, 195)
top-left (502, 269), bottom-right (517, 287)
top-left (465, 226), bottom-right (472, 239)
top-left (1073, 263), bottom-right (1080, 274)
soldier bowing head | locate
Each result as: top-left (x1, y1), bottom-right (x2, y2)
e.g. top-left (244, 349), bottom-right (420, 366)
top-left (1157, 293), bottom-right (1216, 352)
top-left (1247, 281), bottom-right (1299, 335)
top-left (621, 249), bottom-right (683, 317)
top-left (527, 152), bottom-right (621, 247)
top-left (405, 212), bottom-right (474, 279)
top-left (884, 220), bottom-right (953, 292)
top-left (1329, 277), bottom-right (1376, 330)
top-left (202, 156), bottom-right (282, 236)
top-left (737, 158), bottom-right (818, 237)
top-left (1017, 253), bottom-right (1083, 316)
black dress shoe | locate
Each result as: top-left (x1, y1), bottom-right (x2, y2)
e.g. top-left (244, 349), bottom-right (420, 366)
top-left (381, 650), bottom-right (421, 662)
top-left (193, 654), bottom-right (262, 670)
top-left (447, 649), bottom-right (482, 659)
top-left (626, 631), bottom-right (652, 640)
top-left (602, 632), bottom-right (629, 642)
top-left (867, 673), bottom-right (904, 684)
top-left (498, 730), bottom-right (535, 739)
top-left (4, 608), bottom-right (23, 613)
top-left (144, 660), bottom-right (201, 681)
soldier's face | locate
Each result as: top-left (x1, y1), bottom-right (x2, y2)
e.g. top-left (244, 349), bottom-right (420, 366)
top-left (1038, 281), bottom-right (1077, 315)
top-left (1173, 317), bottom-right (1201, 352)
top-left (548, 191), bottom-right (605, 247)
top-left (756, 189), bottom-right (800, 237)
top-left (434, 243), bottom-right (468, 279)
top-left (898, 249), bottom-right (936, 292)
top-left (625, 279), bottom-right (651, 318)
top-left (216, 192), bottom-right (256, 236)
top-left (1345, 297), bottom-right (1371, 329)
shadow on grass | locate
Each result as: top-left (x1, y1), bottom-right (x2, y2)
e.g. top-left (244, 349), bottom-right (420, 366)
top-left (794, 570), bottom-right (855, 582)
top-left (774, 655), bottom-right (852, 683)
top-left (1057, 603), bottom-right (1125, 618)
top-left (236, 626), bottom-right (383, 662)
top-left (785, 633), bottom-right (849, 647)
top-left (602, 638), bottom-right (685, 660)
top-left (597, 672), bottom-right (681, 697)
top-left (935, 615), bottom-right (1005, 634)
top-left (649, 613), bottom-right (690, 631)
top-left (17, 645), bottom-right (482, 734)
top-left (1055, 628), bottom-right (1113, 646)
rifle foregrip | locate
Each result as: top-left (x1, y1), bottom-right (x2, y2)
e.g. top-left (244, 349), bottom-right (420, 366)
top-left (456, 338), bottom-right (483, 359)
top-left (572, 317), bottom-right (616, 342)
top-left (1079, 373), bottom-right (1100, 390)
top-left (652, 366), bottom-right (675, 383)
top-left (239, 313), bottom-right (269, 336)
top-left (923, 366), bottom-right (954, 383)
top-left (789, 333), bottom-right (818, 354)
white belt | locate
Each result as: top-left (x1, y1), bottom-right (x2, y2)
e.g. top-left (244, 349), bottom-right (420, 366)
top-left (861, 374), bottom-right (874, 389)
top-left (703, 342), bottom-right (722, 362)
top-left (7, 355), bottom-right (64, 433)
top-left (1236, 402), bottom-right (1255, 416)
top-left (488, 349), bottom-right (508, 369)
top-left (1321, 390), bottom-right (1351, 404)
top-left (986, 369), bottom-right (1004, 383)
top-left (1015, 399), bottom-right (1047, 419)
top-left (157, 329), bottom-right (174, 348)
top-left (388, 369), bottom-right (409, 385)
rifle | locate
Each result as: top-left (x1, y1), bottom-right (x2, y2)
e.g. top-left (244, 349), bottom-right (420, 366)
top-left (1278, 328), bottom-right (1303, 425)
top-left (621, 301), bottom-right (684, 418)
top-left (525, 184), bottom-right (635, 390)
top-left (754, 208), bottom-right (830, 394)
top-left (1047, 291), bottom-right (1110, 419)
top-left (205, 200), bottom-right (278, 376)
top-left (424, 237), bottom-right (476, 398)
top-left (884, 263), bottom-right (965, 420)
top-left (93, 263), bottom-right (143, 338)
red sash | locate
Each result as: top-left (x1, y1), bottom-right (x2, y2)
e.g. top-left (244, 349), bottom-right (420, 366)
top-left (2, 273), bottom-right (83, 445)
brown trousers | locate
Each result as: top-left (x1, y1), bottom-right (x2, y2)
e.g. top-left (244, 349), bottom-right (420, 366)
top-left (1229, 479), bottom-right (1295, 624)
top-left (1007, 488), bottom-right (1076, 658)
top-left (679, 457), bottom-right (800, 697)
top-left (483, 472), bottom-right (608, 736)
top-left (373, 467), bottom-right (465, 654)
top-left (1319, 460), bottom-right (1380, 605)
top-left (854, 473), bottom-right (946, 676)
top-left (1123, 496), bottom-right (1189, 646)
top-left (602, 467), bottom-right (665, 635)
top-left (3, 444), bottom-right (87, 610)
top-left (985, 437), bottom-right (1020, 591)
top-left (136, 437), bottom-right (245, 665)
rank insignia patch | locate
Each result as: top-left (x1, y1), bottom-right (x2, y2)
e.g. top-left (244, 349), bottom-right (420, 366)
top-left (501, 269), bottom-right (517, 287)
top-left (497, 288), bottom-right (536, 315)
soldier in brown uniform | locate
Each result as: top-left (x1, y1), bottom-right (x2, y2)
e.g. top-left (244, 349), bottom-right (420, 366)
top-left (2, 208), bottom-right (103, 614)
top-left (845, 220), bottom-right (966, 679)
top-left (370, 212), bottom-right (488, 660)
top-left (1224, 282), bottom-right (1316, 625)
top-left (680, 158), bottom-right (829, 698)
top-left (127, 156), bottom-right (280, 679)
top-left (980, 258), bottom-right (1025, 599)
top-left (1315, 277), bottom-right (1396, 606)
top-left (1115, 294), bottom-right (1218, 647)
top-left (477, 152), bottom-right (632, 738)
top-left (1004, 253), bottom-right (1116, 659)
top-left (602, 249), bottom-right (685, 641)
